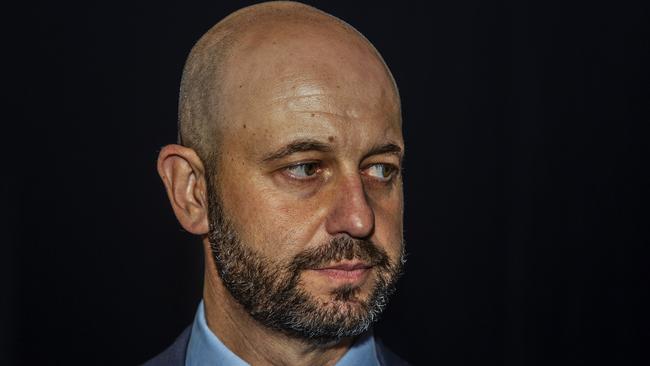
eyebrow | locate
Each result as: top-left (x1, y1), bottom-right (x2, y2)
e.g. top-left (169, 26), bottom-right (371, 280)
top-left (261, 139), bottom-right (333, 162)
top-left (260, 139), bottom-right (404, 163)
top-left (364, 143), bottom-right (403, 161)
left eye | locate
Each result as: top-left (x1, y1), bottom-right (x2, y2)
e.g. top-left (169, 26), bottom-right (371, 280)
top-left (286, 162), bottom-right (320, 178)
top-left (366, 163), bottom-right (396, 181)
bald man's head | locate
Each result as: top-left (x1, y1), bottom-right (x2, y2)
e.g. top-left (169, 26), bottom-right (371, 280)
top-left (160, 1), bottom-right (406, 345)
top-left (178, 1), bottom-right (400, 177)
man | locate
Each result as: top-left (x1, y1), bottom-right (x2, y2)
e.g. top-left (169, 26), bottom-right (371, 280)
top-left (147, 1), bottom-right (408, 365)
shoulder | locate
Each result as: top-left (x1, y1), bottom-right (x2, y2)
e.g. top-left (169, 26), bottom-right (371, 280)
top-left (374, 336), bottom-right (411, 366)
top-left (142, 326), bottom-right (192, 366)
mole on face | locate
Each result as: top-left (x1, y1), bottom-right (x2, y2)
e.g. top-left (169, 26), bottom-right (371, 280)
top-left (328, 136), bottom-right (334, 142)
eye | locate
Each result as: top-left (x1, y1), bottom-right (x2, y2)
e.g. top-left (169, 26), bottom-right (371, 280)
top-left (365, 163), bottom-right (397, 182)
top-left (285, 162), bottom-right (320, 179)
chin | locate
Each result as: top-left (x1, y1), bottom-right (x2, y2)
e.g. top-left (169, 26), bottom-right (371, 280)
top-left (314, 285), bottom-right (370, 315)
top-left (271, 282), bottom-right (381, 344)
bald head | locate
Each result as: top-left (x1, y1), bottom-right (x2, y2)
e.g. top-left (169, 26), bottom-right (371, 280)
top-left (161, 2), bottom-right (406, 349)
top-left (179, 1), bottom-right (400, 176)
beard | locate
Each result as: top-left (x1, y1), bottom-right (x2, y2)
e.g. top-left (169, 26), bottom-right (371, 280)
top-left (206, 186), bottom-right (405, 345)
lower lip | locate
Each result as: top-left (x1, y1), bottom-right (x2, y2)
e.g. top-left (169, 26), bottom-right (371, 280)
top-left (311, 268), bottom-right (371, 282)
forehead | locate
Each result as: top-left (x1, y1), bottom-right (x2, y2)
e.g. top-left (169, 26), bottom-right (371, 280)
top-left (218, 24), bottom-right (402, 151)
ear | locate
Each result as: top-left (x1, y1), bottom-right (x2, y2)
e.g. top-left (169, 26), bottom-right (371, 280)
top-left (157, 144), bottom-right (210, 235)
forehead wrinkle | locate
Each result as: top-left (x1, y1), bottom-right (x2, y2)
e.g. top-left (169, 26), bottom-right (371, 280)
top-left (270, 92), bottom-right (332, 104)
top-left (284, 95), bottom-right (345, 117)
top-left (240, 95), bottom-right (345, 122)
top-left (291, 110), bottom-right (348, 120)
top-left (268, 77), bottom-right (332, 102)
top-left (275, 85), bottom-right (392, 120)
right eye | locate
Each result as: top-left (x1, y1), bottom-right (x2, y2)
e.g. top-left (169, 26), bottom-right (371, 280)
top-left (284, 162), bottom-right (321, 179)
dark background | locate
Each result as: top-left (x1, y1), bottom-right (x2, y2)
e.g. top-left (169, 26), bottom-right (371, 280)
top-left (3, 0), bottom-right (649, 365)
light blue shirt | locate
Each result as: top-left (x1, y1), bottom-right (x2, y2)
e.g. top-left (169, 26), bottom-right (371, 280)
top-left (186, 301), bottom-right (380, 366)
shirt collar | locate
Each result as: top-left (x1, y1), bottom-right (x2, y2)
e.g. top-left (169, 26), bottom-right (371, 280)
top-left (335, 330), bottom-right (380, 366)
top-left (186, 301), bottom-right (248, 366)
top-left (186, 300), bottom-right (380, 366)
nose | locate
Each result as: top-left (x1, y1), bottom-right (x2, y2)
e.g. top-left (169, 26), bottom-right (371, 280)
top-left (325, 174), bottom-right (375, 239)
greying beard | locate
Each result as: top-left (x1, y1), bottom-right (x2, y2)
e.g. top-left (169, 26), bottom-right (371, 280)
top-left (206, 187), bottom-right (405, 345)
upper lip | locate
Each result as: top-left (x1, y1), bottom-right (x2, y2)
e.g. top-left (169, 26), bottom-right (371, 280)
top-left (315, 261), bottom-right (372, 271)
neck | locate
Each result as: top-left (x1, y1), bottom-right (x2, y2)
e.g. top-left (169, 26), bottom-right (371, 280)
top-left (201, 240), bottom-right (353, 366)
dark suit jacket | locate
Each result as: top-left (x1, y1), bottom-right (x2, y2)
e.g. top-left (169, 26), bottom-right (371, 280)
top-left (143, 326), bottom-right (410, 366)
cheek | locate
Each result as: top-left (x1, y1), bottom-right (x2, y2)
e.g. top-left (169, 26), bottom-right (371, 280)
top-left (369, 187), bottom-right (404, 258)
top-left (218, 172), bottom-right (329, 258)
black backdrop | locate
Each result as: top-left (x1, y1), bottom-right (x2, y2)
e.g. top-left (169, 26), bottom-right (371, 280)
top-left (3, 1), bottom-right (649, 365)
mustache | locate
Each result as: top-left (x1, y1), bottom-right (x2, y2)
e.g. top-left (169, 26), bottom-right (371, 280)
top-left (290, 236), bottom-right (390, 271)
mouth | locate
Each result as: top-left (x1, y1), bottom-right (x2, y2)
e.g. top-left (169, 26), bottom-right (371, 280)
top-left (309, 261), bottom-right (373, 283)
